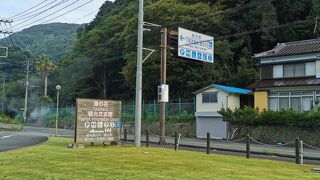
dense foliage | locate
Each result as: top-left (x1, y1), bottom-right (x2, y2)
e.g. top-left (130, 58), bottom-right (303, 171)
top-left (0, 114), bottom-right (22, 124)
top-left (2, 0), bottom-right (320, 117)
top-left (219, 107), bottom-right (320, 128)
top-left (57, 0), bottom-right (320, 103)
top-left (7, 23), bottom-right (81, 61)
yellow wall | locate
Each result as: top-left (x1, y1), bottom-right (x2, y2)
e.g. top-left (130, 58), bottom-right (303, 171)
top-left (254, 91), bottom-right (268, 111)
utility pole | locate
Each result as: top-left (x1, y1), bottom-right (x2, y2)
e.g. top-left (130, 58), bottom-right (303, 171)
top-left (1, 77), bottom-right (5, 113)
top-left (134, 0), bottom-right (144, 147)
top-left (23, 60), bottom-right (30, 124)
top-left (159, 28), bottom-right (168, 145)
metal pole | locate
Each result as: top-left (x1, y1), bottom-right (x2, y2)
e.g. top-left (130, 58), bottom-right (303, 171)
top-left (207, 132), bottom-right (210, 154)
top-left (246, 134), bottom-right (250, 159)
top-left (124, 128), bottom-right (127, 143)
top-left (159, 27), bottom-right (167, 145)
top-left (295, 138), bottom-right (300, 164)
top-left (23, 60), bottom-right (29, 124)
top-left (55, 90), bottom-right (59, 137)
top-left (1, 77), bottom-right (5, 113)
top-left (300, 140), bottom-right (303, 166)
top-left (146, 129), bottom-right (149, 147)
top-left (134, 0), bottom-right (144, 147)
top-left (174, 131), bottom-right (178, 151)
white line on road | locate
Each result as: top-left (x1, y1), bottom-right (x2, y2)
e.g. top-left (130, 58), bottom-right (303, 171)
top-left (1, 135), bottom-right (14, 139)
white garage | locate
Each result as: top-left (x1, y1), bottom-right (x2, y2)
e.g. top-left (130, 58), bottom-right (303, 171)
top-left (195, 112), bottom-right (227, 139)
top-left (194, 84), bottom-right (252, 139)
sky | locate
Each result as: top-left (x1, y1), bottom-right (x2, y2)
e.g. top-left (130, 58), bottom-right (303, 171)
top-left (0, 0), bottom-right (109, 33)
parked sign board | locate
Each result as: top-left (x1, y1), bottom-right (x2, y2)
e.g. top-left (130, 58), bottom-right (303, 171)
top-left (75, 98), bottom-right (122, 144)
top-left (178, 27), bottom-right (214, 63)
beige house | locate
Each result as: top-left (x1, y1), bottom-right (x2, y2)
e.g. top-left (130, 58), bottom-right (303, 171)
top-left (195, 84), bottom-right (252, 139)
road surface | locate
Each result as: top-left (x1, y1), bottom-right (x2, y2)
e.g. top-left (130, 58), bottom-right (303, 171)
top-left (0, 131), bottom-right (48, 152)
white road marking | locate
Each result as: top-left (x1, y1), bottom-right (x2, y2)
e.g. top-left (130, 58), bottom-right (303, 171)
top-left (1, 135), bottom-right (14, 139)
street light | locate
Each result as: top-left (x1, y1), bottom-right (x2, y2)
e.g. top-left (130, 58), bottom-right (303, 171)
top-left (55, 85), bottom-right (61, 137)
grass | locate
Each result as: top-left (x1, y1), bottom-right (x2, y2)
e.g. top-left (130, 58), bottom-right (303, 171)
top-left (0, 137), bottom-right (319, 180)
top-left (0, 114), bottom-right (22, 124)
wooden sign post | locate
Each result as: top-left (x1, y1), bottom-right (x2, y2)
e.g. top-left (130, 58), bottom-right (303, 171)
top-left (74, 98), bottom-right (122, 147)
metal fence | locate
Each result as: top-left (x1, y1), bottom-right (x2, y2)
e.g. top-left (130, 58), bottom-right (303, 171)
top-left (122, 98), bottom-right (196, 117)
top-left (24, 98), bottom-right (196, 127)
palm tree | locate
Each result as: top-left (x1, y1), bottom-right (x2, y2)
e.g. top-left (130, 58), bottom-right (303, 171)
top-left (35, 55), bottom-right (56, 97)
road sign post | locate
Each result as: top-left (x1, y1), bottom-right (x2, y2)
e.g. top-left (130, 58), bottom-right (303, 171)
top-left (178, 27), bottom-right (214, 63)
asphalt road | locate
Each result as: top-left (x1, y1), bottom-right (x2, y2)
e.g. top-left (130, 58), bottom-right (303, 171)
top-left (0, 131), bottom-right (48, 152)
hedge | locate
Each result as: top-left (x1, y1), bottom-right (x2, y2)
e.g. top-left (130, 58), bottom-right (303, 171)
top-left (218, 107), bottom-right (320, 128)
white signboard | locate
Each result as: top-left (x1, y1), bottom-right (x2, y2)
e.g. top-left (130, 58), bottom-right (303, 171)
top-left (158, 84), bottom-right (169, 102)
top-left (178, 27), bottom-right (214, 63)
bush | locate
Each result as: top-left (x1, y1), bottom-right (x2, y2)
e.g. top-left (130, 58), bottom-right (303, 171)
top-left (121, 111), bottom-right (195, 123)
top-left (45, 114), bottom-right (75, 129)
top-left (219, 107), bottom-right (320, 128)
top-left (0, 114), bottom-right (22, 124)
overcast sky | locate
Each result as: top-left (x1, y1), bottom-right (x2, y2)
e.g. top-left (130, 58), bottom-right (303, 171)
top-left (0, 0), bottom-right (109, 33)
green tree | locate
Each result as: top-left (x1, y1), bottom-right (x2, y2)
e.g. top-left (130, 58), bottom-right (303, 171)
top-left (35, 55), bottom-right (56, 97)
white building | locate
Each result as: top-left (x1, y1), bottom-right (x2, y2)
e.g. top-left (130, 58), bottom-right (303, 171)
top-left (194, 84), bottom-right (252, 139)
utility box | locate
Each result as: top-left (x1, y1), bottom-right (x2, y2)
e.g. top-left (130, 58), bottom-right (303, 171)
top-left (158, 84), bottom-right (169, 102)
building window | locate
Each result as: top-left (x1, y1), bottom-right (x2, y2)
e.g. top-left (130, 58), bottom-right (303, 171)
top-left (273, 65), bottom-right (283, 78)
top-left (284, 64), bottom-right (294, 77)
top-left (305, 62), bottom-right (316, 76)
top-left (202, 92), bottom-right (218, 103)
top-left (275, 62), bottom-right (315, 78)
top-left (269, 91), bottom-right (314, 111)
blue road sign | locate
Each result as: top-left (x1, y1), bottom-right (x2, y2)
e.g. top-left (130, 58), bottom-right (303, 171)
top-left (180, 48), bottom-right (185, 56)
top-left (186, 49), bottom-right (191, 57)
top-left (178, 27), bottom-right (214, 63)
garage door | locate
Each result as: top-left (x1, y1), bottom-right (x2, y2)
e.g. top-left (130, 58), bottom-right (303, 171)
top-left (196, 117), bottom-right (227, 139)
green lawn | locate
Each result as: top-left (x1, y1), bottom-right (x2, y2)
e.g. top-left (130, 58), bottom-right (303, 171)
top-left (0, 137), bottom-right (319, 179)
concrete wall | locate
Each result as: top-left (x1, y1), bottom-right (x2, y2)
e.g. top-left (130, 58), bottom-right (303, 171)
top-left (227, 94), bottom-right (240, 110)
top-left (196, 87), bottom-right (242, 112)
top-left (254, 91), bottom-right (268, 111)
top-left (196, 87), bottom-right (228, 112)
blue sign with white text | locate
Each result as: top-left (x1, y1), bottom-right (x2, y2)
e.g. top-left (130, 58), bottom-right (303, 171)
top-left (178, 27), bottom-right (214, 63)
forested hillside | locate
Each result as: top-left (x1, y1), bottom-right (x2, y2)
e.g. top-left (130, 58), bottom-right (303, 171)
top-left (57, 0), bottom-right (320, 103)
top-left (7, 23), bottom-right (82, 61)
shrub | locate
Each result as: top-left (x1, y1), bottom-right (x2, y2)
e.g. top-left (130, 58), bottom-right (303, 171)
top-left (219, 107), bottom-right (320, 128)
top-left (0, 114), bottom-right (22, 124)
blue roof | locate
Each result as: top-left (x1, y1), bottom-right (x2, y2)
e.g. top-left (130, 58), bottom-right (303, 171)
top-left (211, 84), bottom-right (252, 95)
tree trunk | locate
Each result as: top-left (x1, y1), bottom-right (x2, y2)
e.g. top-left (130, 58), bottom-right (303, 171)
top-left (44, 75), bottom-right (48, 97)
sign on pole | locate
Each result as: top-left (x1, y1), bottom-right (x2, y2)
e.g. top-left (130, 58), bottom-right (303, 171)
top-left (178, 27), bottom-right (214, 63)
top-left (75, 98), bottom-right (122, 145)
top-left (158, 84), bottom-right (169, 102)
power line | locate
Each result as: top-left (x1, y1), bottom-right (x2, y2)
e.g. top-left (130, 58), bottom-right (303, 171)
top-left (162, 0), bottom-right (272, 28)
top-left (10, 0), bottom-right (81, 31)
top-left (14, 0), bottom-right (65, 21)
top-left (14, 0), bottom-right (95, 32)
top-left (172, 18), bottom-right (314, 49)
top-left (9, 0), bottom-right (50, 19)
top-left (74, 9), bottom-right (99, 23)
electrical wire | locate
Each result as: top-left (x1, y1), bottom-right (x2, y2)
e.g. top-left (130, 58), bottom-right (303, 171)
top-left (9, 0), bottom-right (50, 19)
top-left (14, 0), bottom-right (66, 21)
top-left (19, 0), bottom-right (94, 31)
top-left (170, 18), bottom-right (314, 49)
top-left (73, 9), bottom-right (99, 23)
top-left (162, 0), bottom-right (272, 28)
top-left (10, 0), bottom-right (82, 31)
